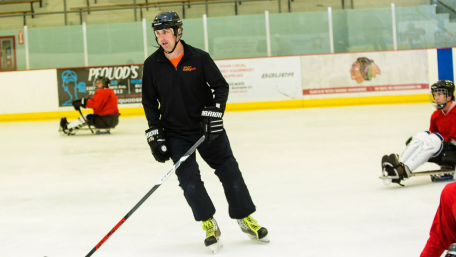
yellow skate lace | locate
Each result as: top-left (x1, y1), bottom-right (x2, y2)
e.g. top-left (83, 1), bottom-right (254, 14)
top-left (202, 219), bottom-right (215, 239)
top-left (242, 216), bottom-right (262, 237)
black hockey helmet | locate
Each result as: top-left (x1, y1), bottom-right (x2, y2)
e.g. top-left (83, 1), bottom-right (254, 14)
top-left (430, 80), bottom-right (455, 110)
top-left (152, 11), bottom-right (183, 38)
top-left (95, 76), bottom-right (110, 88)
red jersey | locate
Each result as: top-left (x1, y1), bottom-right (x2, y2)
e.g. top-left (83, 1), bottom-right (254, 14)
top-left (86, 88), bottom-right (119, 116)
top-left (429, 103), bottom-right (456, 141)
top-left (421, 182), bottom-right (456, 257)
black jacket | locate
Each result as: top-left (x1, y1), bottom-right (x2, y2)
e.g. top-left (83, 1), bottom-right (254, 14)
top-left (142, 40), bottom-right (229, 135)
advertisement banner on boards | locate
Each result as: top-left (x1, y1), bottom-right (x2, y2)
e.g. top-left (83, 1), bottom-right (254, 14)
top-left (300, 50), bottom-right (429, 98)
top-left (214, 56), bottom-right (303, 103)
top-left (57, 65), bottom-right (143, 107)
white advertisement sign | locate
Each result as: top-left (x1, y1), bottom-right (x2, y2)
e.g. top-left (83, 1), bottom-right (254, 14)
top-left (301, 50), bottom-right (429, 98)
top-left (215, 56), bottom-right (303, 103)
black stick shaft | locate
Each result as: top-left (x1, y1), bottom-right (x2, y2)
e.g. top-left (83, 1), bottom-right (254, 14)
top-left (78, 108), bottom-right (94, 134)
top-left (85, 136), bottom-right (205, 257)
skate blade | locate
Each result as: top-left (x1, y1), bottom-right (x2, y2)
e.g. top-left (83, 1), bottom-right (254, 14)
top-left (258, 235), bottom-right (270, 243)
top-left (208, 239), bottom-right (223, 254)
top-left (246, 233), bottom-right (270, 243)
top-left (381, 178), bottom-right (392, 186)
top-left (60, 130), bottom-right (76, 136)
top-left (96, 130), bottom-right (111, 135)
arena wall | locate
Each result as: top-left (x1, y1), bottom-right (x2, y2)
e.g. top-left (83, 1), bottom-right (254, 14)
top-left (0, 47), bottom-right (446, 122)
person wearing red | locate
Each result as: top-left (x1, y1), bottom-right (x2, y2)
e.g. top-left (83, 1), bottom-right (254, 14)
top-left (84, 77), bottom-right (119, 116)
top-left (421, 182), bottom-right (456, 257)
top-left (381, 80), bottom-right (456, 185)
top-left (60, 76), bottom-right (120, 135)
top-left (430, 91), bottom-right (456, 142)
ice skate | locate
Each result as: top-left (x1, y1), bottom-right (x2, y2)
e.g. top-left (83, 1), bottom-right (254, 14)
top-left (59, 117), bottom-right (75, 136)
top-left (381, 154), bottom-right (400, 185)
top-left (388, 153), bottom-right (411, 178)
top-left (381, 154), bottom-right (395, 176)
top-left (237, 215), bottom-right (270, 243)
top-left (381, 154), bottom-right (411, 186)
top-left (202, 218), bottom-right (223, 253)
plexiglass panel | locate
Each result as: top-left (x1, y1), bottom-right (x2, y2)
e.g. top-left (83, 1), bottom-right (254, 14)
top-left (396, 5), bottom-right (456, 49)
top-left (269, 11), bottom-right (331, 56)
top-left (3, 4), bottom-right (456, 71)
top-left (86, 22), bottom-right (144, 66)
top-left (333, 8), bottom-right (394, 53)
top-left (28, 26), bottom-right (85, 69)
top-left (207, 14), bottom-right (267, 59)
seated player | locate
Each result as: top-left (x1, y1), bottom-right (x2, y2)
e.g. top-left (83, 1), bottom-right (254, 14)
top-left (381, 80), bottom-right (456, 185)
top-left (421, 182), bottom-right (456, 257)
top-left (60, 76), bottom-right (120, 135)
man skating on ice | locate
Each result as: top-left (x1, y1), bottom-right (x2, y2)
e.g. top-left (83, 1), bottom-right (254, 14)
top-left (381, 80), bottom-right (456, 185)
top-left (60, 76), bottom-right (120, 135)
top-left (141, 11), bottom-right (269, 253)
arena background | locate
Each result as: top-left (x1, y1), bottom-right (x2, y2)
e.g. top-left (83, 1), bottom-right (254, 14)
top-left (3, 1), bottom-right (456, 257)
top-left (1, 2), bottom-right (456, 122)
top-left (0, 47), bottom-right (447, 122)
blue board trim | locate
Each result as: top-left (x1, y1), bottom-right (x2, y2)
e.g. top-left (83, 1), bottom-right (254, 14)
top-left (437, 48), bottom-right (454, 81)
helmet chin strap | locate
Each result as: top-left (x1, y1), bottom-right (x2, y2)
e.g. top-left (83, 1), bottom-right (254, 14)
top-left (164, 37), bottom-right (180, 54)
top-left (154, 36), bottom-right (180, 54)
top-left (437, 100), bottom-right (452, 110)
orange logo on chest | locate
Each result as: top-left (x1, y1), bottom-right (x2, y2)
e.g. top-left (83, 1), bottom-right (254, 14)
top-left (183, 66), bottom-right (196, 71)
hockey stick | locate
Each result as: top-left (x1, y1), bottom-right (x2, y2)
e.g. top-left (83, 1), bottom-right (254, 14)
top-left (85, 135), bottom-right (205, 257)
top-left (78, 108), bottom-right (94, 134)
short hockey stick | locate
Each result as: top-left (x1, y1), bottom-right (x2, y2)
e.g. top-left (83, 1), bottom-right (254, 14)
top-left (78, 108), bottom-right (94, 134)
top-left (85, 135), bottom-right (205, 257)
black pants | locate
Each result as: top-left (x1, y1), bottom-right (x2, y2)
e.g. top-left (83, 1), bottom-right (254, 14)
top-left (86, 114), bottom-right (120, 129)
top-left (429, 142), bottom-right (456, 167)
top-left (167, 131), bottom-right (256, 221)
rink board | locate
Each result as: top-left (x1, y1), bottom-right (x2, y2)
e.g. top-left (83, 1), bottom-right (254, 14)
top-left (0, 48), bottom-right (445, 122)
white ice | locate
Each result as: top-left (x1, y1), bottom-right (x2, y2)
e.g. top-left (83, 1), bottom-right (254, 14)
top-left (0, 103), bottom-right (451, 257)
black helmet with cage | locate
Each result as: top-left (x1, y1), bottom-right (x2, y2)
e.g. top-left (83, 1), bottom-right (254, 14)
top-left (430, 80), bottom-right (455, 110)
top-left (152, 11), bottom-right (183, 53)
top-left (95, 76), bottom-right (110, 89)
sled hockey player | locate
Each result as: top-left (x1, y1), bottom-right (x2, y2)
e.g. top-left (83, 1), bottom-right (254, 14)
top-left (60, 76), bottom-right (120, 135)
top-left (421, 183), bottom-right (456, 257)
top-left (142, 11), bottom-right (269, 253)
top-left (381, 80), bottom-right (456, 186)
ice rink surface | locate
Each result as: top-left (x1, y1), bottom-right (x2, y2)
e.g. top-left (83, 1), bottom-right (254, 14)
top-left (1, 103), bottom-right (453, 257)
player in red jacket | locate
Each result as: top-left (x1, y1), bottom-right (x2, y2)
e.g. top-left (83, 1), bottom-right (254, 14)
top-left (381, 80), bottom-right (456, 185)
top-left (60, 76), bottom-right (120, 135)
top-left (421, 182), bottom-right (456, 257)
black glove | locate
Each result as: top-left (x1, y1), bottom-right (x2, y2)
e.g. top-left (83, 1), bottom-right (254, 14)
top-left (200, 106), bottom-right (224, 143)
top-left (145, 126), bottom-right (170, 163)
top-left (72, 98), bottom-right (87, 111)
top-left (405, 136), bottom-right (412, 146)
